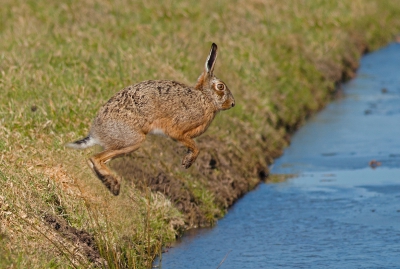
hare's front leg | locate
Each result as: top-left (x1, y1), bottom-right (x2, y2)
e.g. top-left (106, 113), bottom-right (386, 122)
top-left (88, 143), bottom-right (143, 195)
top-left (178, 137), bottom-right (200, 169)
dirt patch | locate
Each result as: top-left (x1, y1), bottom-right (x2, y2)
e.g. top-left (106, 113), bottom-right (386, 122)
top-left (111, 157), bottom-right (210, 228)
top-left (43, 214), bottom-right (105, 266)
top-left (111, 134), bottom-right (271, 229)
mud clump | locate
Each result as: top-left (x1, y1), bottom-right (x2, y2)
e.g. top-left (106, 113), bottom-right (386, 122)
top-left (43, 214), bottom-right (104, 266)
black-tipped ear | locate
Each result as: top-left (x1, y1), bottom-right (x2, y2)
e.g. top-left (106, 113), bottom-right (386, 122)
top-left (205, 43), bottom-right (218, 75)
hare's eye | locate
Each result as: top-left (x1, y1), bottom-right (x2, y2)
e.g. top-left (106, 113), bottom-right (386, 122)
top-left (216, 83), bottom-right (225, 91)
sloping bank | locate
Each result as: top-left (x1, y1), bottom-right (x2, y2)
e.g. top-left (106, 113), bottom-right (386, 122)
top-left (1, 0), bottom-right (400, 268)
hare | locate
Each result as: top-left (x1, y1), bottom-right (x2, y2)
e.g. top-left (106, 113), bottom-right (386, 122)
top-left (67, 43), bottom-right (235, 195)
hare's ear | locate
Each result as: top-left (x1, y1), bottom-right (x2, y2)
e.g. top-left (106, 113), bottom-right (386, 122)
top-left (205, 43), bottom-right (218, 75)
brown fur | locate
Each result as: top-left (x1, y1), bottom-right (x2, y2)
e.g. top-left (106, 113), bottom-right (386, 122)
top-left (67, 43), bottom-right (235, 195)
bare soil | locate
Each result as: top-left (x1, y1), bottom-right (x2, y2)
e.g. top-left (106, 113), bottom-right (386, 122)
top-left (44, 214), bottom-right (105, 266)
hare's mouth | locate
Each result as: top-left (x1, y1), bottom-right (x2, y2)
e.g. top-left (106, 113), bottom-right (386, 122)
top-left (221, 100), bottom-right (235, 110)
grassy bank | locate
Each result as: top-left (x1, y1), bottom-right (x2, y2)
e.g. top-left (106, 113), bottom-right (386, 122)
top-left (1, 0), bottom-right (400, 267)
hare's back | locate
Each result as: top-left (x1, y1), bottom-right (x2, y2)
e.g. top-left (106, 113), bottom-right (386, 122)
top-left (122, 80), bottom-right (203, 114)
top-left (93, 79), bottom-right (202, 124)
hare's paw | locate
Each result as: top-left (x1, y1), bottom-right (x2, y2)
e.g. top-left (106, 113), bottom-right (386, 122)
top-left (101, 175), bottom-right (121, 196)
top-left (182, 153), bottom-right (196, 169)
top-left (88, 158), bottom-right (121, 195)
top-left (182, 158), bottom-right (194, 169)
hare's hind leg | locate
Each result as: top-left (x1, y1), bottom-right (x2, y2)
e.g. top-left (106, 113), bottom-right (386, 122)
top-left (88, 143), bottom-right (143, 195)
top-left (177, 137), bottom-right (199, 169)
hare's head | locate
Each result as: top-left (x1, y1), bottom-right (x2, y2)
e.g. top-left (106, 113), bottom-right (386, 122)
top-left (195, 43), bottom-right (235, 111)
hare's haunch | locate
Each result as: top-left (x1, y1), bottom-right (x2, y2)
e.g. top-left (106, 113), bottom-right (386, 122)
top-left (67, 43), bottom-right (235, 195)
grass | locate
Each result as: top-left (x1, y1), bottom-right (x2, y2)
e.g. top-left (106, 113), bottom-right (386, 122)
top-left (1, 0), bottom-right (400, 268)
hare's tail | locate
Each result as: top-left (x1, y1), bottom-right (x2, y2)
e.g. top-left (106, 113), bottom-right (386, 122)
top-left (66, 135), bottom-right (97, 149)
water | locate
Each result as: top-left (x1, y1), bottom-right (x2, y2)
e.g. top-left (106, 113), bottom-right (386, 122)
top-left (158, 43), bottom-right (400, 268)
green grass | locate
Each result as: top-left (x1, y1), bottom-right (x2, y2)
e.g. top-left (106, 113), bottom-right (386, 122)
top-left (1, 0), bottom-right (400, 267)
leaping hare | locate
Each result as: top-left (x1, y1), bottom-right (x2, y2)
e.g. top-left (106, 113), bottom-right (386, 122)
top-left (67, 43), bottom-right (235, 195)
